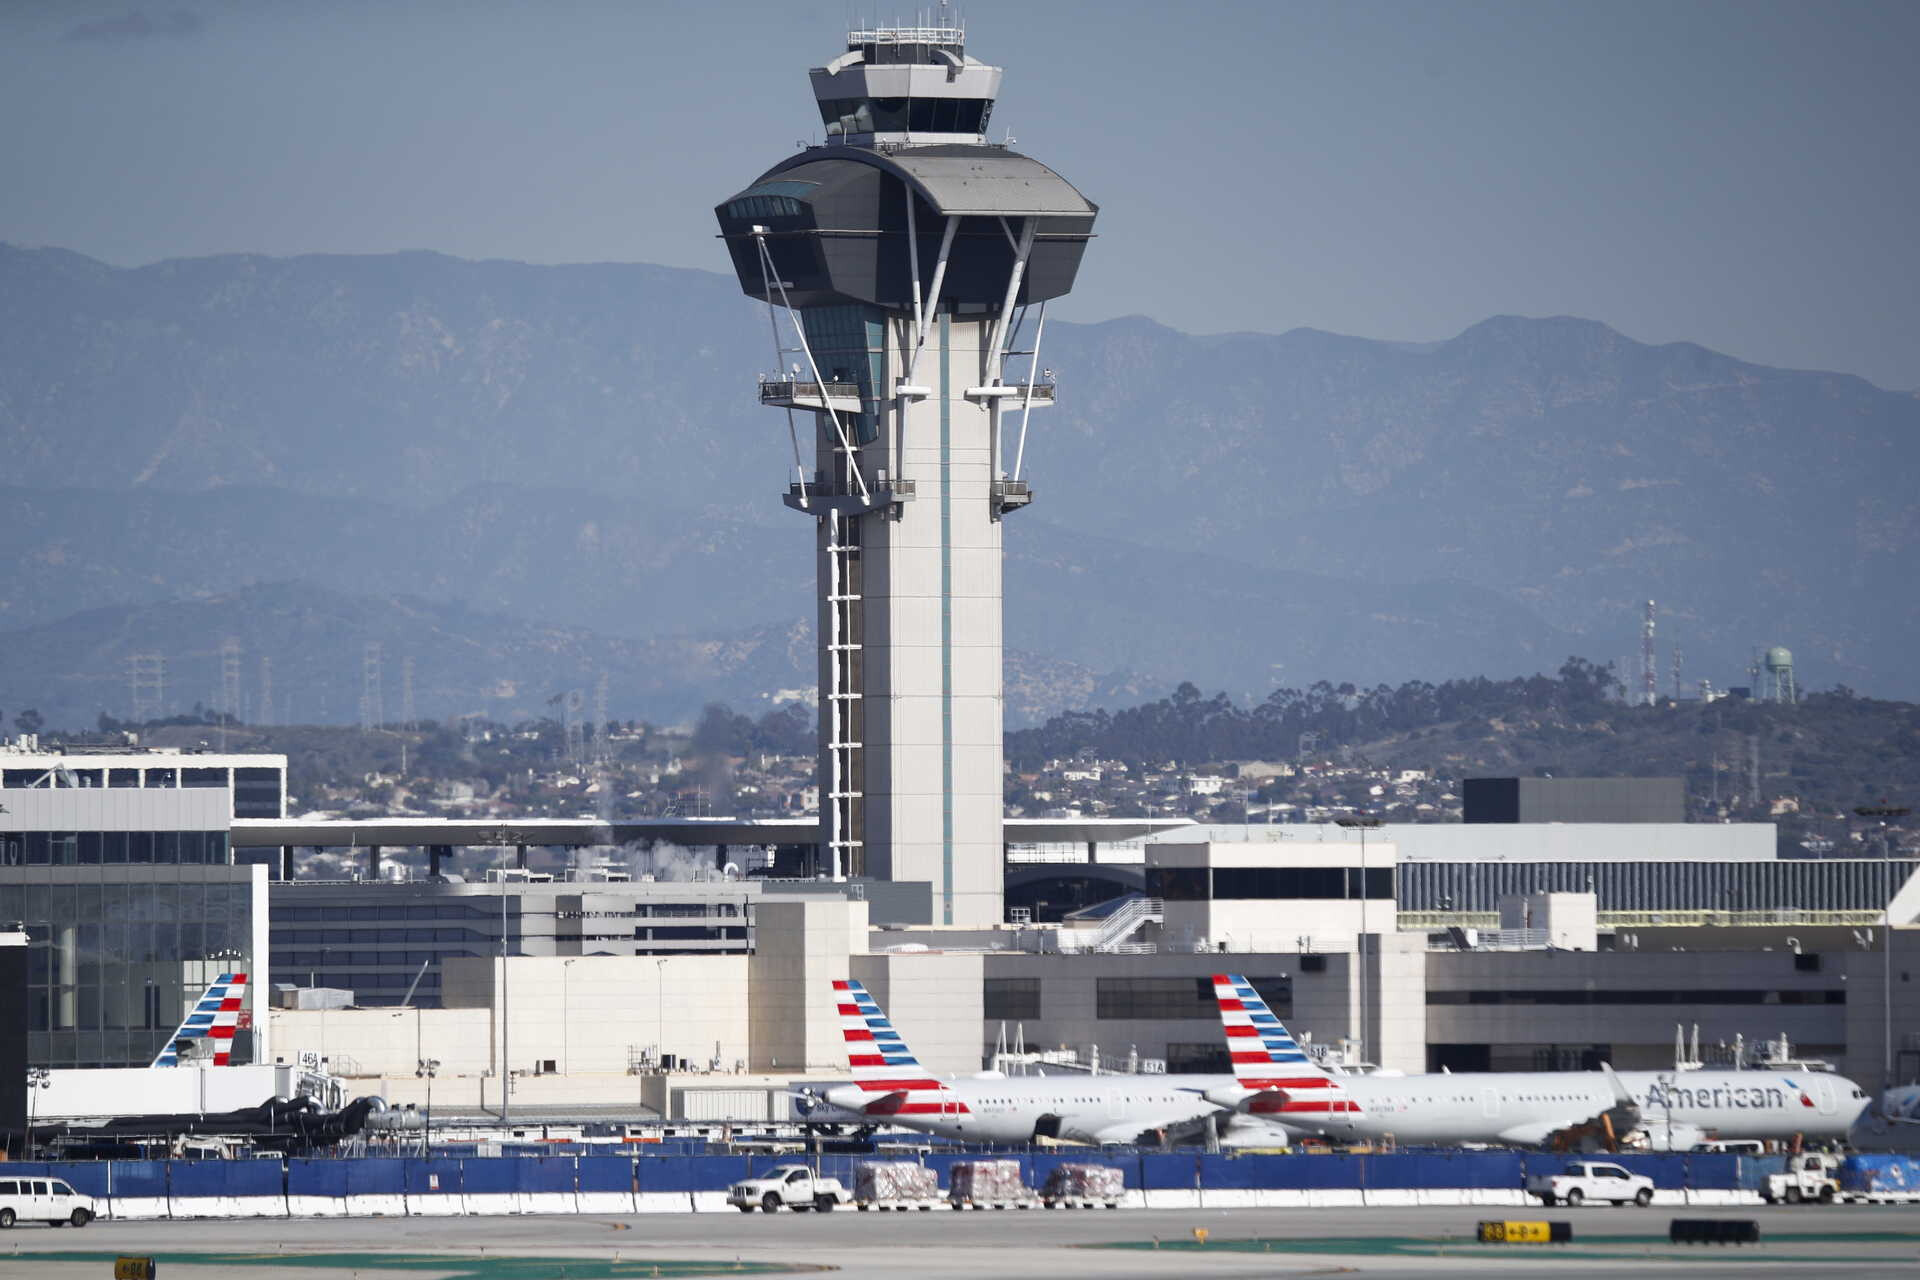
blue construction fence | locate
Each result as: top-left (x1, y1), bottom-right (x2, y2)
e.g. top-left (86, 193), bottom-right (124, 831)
top-left (0, 1150), bottom-right (1765, 1205)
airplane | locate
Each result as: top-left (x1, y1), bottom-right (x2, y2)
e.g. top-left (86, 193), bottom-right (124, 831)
top-left (1847, 1084), bottom-right (1920, 1151)
top-left (151, 971), bottom-right (248, 1067)
top-left (810, 978), bottom-right (1276, 1146)
top-left (1210, 974), bottom-right (1872, 1149)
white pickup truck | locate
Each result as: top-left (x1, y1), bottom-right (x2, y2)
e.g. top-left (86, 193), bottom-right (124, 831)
top-left (1526, 1161), bottom-right (1655, 1207)
top-left (727, 1164), bottom-right (855, 1213)
top-left (1759, 1153), bottom-right (1839, 1205)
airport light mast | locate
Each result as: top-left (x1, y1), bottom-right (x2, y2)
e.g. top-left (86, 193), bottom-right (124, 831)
top-left (716, 25), bottom-right (1098, 925)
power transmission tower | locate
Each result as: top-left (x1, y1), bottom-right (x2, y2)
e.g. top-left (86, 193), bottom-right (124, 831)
top-left (128, 654), bottom-right (167, 724)
top-left (360, 642), bottom-right (384, 732)
top-left (593, 670), bottom-right (610, 764)
top-left (563, 689), bottom-right (585, 765)
top-left (219, 637), bottom-right (243, 724)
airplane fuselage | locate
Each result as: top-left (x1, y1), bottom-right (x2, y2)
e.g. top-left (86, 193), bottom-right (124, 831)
top-left (821, 1073), bottom-right (1243, 1145)
top-left (824, 1068), bottom-right (1868, 1148)
top-left (1298, 1069), bottom-right (1868, 1146)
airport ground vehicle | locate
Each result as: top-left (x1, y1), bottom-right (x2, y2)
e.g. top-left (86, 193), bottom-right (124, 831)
top-left (0, 1177), bottom-right (95, 1228)
top-left (1759, 1153), bottom-right (1839, 1204)
top-left (1526, 1160), bottom-right (1655, 1207)
top-left (726, 1164), bottom-right (853, 1213)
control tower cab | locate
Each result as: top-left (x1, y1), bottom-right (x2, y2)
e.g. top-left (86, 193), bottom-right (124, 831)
top-left (715, 26), bottom-right (1098, 927)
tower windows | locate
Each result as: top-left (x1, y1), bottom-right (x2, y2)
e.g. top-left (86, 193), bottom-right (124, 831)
top-left (817, 97), bottom-right (993, 136)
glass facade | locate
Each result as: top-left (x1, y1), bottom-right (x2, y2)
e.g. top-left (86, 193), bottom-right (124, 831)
top-left (1147, 865), bottom-right (1394, 901)
top-left (722, 179), bottom-right (818, 221)
top-left (817, 96), bottom-right (992, 136)
top-left (800, 304), bottom-right (886, 445)
top-left (0, 830), bottom-right (229, 866)
top-left (984, 976), bottom-right (1041, 1020)
top-left (0, 869), bottom-right (257, 1069)
top-left (1095, 975), bottom-right (1292, 1020)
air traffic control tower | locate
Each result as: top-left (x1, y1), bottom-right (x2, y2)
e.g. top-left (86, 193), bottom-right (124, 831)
top-left (716, 26), bottom-right (1098, 926)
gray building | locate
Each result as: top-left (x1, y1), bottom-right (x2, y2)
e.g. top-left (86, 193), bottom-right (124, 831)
top-left (0, 786), bottom-right (268, 1069)
top-left (1464, 776), bottom-right (1685, 824)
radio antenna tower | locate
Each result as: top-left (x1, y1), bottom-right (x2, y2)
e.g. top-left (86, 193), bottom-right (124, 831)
top-left (1641, 600), bottom-right (1657, 707)
top-left (257, 656), bottom-right (273, 728)
top-left (128, 653), bottom-right (166, 724)
top-left (359, 642), bottom-right (384, 731)
top-left (1671, 641), bottom-right (1682, 702)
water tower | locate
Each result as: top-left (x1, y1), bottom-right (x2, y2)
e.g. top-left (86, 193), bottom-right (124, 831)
top-left (1761, 646), bottom-right (1797, 704)
top-left (715, 24), bottom-right (1098, 925)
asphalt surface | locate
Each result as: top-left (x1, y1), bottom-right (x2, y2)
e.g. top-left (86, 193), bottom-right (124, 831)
top-left (3, 1204), bottom-right (1919, 1279)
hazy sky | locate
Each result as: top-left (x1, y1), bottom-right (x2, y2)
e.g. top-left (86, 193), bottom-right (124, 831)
top-left (3, 0), bottom-right (1917, 389)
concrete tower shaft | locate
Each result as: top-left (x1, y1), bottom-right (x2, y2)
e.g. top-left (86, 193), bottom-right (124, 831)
top-left (715, 29), bottom-right (1097, 927)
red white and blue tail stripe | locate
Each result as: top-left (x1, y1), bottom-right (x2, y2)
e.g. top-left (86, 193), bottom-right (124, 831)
top-left (833, 978), bottom-right (966, 1116)
top-left (1214, 973), bottom-right (1359, 1116)
top-left (151, 972), bottom-right (248, 1067)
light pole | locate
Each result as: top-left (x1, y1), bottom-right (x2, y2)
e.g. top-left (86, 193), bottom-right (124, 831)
top-left (1857, 803), bottom-right (1910, 1088)
top-left (655, 957), bottom-right (667, 1072)
top-left (561, 959), bottom-right (577, 1075)
top-left (25, 1067), bottom-right (50, 1159)
top-left (1336, 815), bottom-right (1384, 1066)
top-left (415, 1057), bottom-right (440, 1156)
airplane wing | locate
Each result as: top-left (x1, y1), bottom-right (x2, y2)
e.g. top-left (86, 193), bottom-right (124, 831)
top-left (1500, 1064), bottom-right (1644, 1149)
top-left (1078, 1098), bottom-right (1228, 1146)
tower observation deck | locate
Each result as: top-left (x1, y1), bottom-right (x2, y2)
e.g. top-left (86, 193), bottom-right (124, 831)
top-left (716, 25), bottom-right (1098, 926)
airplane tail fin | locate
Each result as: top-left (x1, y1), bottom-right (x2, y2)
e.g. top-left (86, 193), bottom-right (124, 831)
top-left (1213, 973), bottom-right (1356, 1115)
top-left (151, 972), bottom-right (248, 1068)
top-left (832, 978), bottom-right (964, 1115)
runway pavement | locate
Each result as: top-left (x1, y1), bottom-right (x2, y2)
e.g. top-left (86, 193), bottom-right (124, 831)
top-left (3, 1203), bottom-right (1919, 1279)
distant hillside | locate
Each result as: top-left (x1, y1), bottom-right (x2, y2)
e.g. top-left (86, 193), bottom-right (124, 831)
top-left (1, 243), bottom-right (1914, 709)
top-left (1008, 662), bottom-right (1920, 830)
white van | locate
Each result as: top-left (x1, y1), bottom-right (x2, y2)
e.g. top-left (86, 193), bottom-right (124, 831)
top-left (0, 1177), bottom-right (96, 1228)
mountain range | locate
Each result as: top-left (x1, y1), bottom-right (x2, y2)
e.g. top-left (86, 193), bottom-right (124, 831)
top-left (0, 242), bottom-right (1914, 727)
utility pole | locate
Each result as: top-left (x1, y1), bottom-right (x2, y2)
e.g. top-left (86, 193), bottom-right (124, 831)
top-left (1336, 815), bottom-right (1384, 1066)
top-left (1857, 803), bottom-right (1910, 1089)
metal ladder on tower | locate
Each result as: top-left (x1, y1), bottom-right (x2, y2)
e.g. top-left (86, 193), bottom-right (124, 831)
top-left (825, 507), bottom-right (863, 879)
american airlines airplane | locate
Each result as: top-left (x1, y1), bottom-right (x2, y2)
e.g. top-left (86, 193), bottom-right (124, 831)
top-left (812, 979), bottom-right (1268, 1145)
top-left (1211, 973), bottom-right (1871, 1148)
top-left (1847, 1085), bottom-right (1920, 1151)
